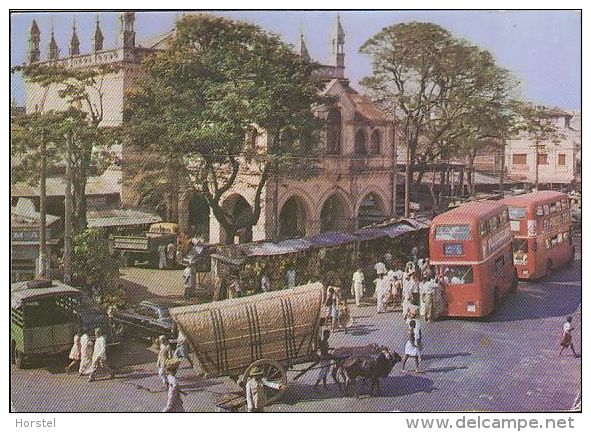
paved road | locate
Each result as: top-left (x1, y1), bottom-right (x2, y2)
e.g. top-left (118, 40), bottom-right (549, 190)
top-left (11, 240), bottom-right (581, 412)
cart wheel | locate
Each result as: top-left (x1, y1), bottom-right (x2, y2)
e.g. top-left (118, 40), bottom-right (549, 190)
top-left (244, 358), bottom-right (287, 405)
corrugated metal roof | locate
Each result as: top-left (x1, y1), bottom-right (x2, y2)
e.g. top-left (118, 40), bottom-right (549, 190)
top-left (11, 280), bottom-right (81, 309)
top-left (87, 208), bottom-right (162, 228)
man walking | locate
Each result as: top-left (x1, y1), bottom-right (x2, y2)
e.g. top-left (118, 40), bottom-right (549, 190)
top-left (314, 329), bottom-right (333, 390)
top-left (157, 335), bottom-right (172, 387)
top-left (245, 366), bottom-right (284, 412)
top-left (351, 267), bottom-right (365, 306)
top-left (88, 328), bottom-right (115, 382)
top-left (163, 359), bottom-right (186, 412)
top-left (559, 316), bottom-right (578, 357)
top-left (173, 327), bottom-right (194, 369)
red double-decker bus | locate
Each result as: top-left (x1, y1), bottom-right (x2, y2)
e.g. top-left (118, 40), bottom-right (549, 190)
top-left (502, 191), bottom-right (575, 280)
top-left (429, 201), bottom-right (517, 318)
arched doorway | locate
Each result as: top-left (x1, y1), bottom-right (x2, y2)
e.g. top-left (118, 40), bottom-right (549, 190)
top-left (320, 193), bottom-right (349, 233)
top-left (221, 194), bottom-right (253, 244)
top-left (188, 193), bottom-right (210, 241)
top-left (357, 192), bottom-right (386, 228)
top-left (278, 196), bottom-right (307, 239)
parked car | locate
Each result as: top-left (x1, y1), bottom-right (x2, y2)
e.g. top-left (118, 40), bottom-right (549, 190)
top-left (10, 279), bottom-right (117, 369)
top-left (112, 300), bottom-right (174, 343)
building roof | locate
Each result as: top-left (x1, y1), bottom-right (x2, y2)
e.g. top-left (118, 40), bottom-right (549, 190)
top-left (11, 198), bottom-right (61, 227)
top-left (11, 166), bottom-right (121, 198)
top-left (348, 92), bottom-right (392, 122)
top-left (87, 208), bottom-right (162, 228)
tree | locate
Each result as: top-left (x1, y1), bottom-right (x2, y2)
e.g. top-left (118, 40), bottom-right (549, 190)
top-left (125, 14), bottom-right (325, 241)
top-left (11, 110), bottom-right (69, 278)
top-left (72, 228), bottom-right (119, 295)
top-left (13, 64), bottom-right (119, 234)
top-left (359, 22), bottom-right (515, 214)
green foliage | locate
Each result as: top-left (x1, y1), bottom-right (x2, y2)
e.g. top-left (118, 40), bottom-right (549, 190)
top-left (72, 228), bottom-right (120, 294)
top-left (12, 64), bottom-right (120, 232)
top-left (125, 14), bottom-right (326, 236)
top-left (359, 22), bottom-right (517, 207)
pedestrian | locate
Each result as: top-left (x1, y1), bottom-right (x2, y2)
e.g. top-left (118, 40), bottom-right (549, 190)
top-left (157, 243), bottom-right (167, 269)
top-left (182, 265), bottom-right (196, 299)
top-left (374, 259), bottom-right (386, 277)
top-left (419, 278), bottom-right (435, 322)
top-left (245, 366), bottom-right (284, 412)
top-left (559, 316), bottom-right (578, 357)
top-left (351, 267), bottom-right (365, 306)
top-left (330, 294), bottom-right (340, 332)
top-left (78, 331), bottom-right (94, 376)
top-left (401, 320), bottom-right (423, 373)
top-left (314, 329), bottom-right (333, 390)
top-left (65, 331), bottom-right (81, 373)
top-left (383, 250), bottom-right (393, 270)
top-left (157, 335), bottom-right (172, 387)
top-left (173, 327), bottom-right (194, 369)
top-left (286, 267), bottom-right (297, 288)
top-left (260, 272), bottom-right (271, 292)
top-left (166, 242), bottom-right (176, 268)
top-left (88, 328), bottom-right (115, 382)
top-left (163, 358), bottom-right (186, 412)
top-left (228, 276), bottom-right (243, 299)
top-left (375, 275), bottom-right (389, 314)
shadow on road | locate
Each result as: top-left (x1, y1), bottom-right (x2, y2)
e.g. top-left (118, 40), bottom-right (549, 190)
top-left (488, 259), bottom-right (581, 323)
top-left (422, 352), bottom-right (471, 361)
top-left (343, 324), bottom-right (378, 337)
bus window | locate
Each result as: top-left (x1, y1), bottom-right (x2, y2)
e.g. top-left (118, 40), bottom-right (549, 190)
top-left (435, 225), bottom-right (471, 241)
top-left (513, 238), bottom-right (528, 264)
top-left (444, 243), bottom-right (464, 256)
top-left (479, 222), bottom-right (488, 237)
top-left (440, 265), bottom-right (474, 285)
top-left (500, 211), bottom-right (509, 225)
top-left (489, 217), bottom-right (498, 232)
top-left (543, 204), bottom-right (549, 215)
top-left (508, 207), bottom-right (526, 220)
top-left (550, 202), bottom-right (557, 213)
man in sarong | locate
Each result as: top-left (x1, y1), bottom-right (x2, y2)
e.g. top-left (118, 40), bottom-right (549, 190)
top-left (88, 328), bottom-right (115, 382)
top-left (78, 331), bottom-right (94, 376)
top-left (351, 267), bottom-right (365, 306)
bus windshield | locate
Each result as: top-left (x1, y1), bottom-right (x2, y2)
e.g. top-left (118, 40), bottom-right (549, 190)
top-left (439, 265), bottom-right (474, 284)
top-left (508, 207), bottom-right (526, 220)
top-left (435, 225), bottom-right (471, 241)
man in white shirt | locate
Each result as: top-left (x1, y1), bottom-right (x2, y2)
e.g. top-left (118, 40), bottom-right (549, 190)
top-left (560, 316), bottom-right (577, 356)
top-left (351, 268), bottom-right (365, 306)
top-left (245, 367), bottom-right (284, 412)
top-left (88, 328), bottom-right (115, 382)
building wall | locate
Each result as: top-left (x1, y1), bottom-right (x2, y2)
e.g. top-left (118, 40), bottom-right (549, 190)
top-left (505, 114), bottom-right (580, 185)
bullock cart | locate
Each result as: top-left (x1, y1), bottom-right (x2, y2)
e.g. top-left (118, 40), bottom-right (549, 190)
top-left (168, 282), bottom-right (324, 409)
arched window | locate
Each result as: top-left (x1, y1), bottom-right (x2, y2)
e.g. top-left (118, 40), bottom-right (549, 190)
top-left (370, 130), bottom-right (381, 155)
top-left (354, 130), bottom-right (367, 155)
top-left (326, 108), bottom-right (341, 154)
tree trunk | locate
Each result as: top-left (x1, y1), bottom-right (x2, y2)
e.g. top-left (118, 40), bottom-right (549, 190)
top-left (63, 133), bottom-right (73, 285)
top-left (37, 135), bottom-right (48, 279)
top-left (404, 141), bottom-right (413, 217)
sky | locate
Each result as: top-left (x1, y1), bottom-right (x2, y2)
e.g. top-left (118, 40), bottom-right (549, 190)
top-left (10, 10), bottom-right (581, 109)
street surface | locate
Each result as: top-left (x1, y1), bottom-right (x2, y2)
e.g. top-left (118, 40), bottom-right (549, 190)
top-left (11, 238), bottom-right (581, 412)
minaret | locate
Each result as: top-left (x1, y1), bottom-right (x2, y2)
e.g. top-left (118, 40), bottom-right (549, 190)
top-left (119, 12), bottom-right (136, 49)
top-left (330, 14), bottom-right (345, 69)
top-left (27, 20), bottom-right (41, 64)
top-left (94, 14), bottom-right (104, 52)
top-left (69, 17), bottom-right (80, 56)
top-left (48, 19), bottom-right (59, 61)
top-left (298, 30), bottom-right (311, 62)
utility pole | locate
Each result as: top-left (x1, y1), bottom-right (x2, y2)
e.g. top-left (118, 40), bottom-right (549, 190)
top-left (499, 138), bottom-right (505, 197)
top-left (63, 130), bottom-right (73, 285)
top-left (37, 131), bottom-right (48, 279)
